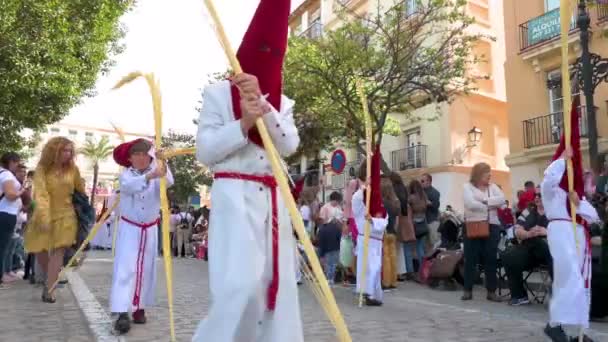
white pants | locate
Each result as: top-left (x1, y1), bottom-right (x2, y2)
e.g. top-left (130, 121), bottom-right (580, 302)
top-left (356, 235), bottom-right (383, 302)
top-left (396, 241), bottom-right (407, 275)
top-left (547, 222), bottom-right (591, 328)
top-left (193, 179), bottom-right (303, 342)
top-left (175, 228), bottom-right (191, 256)
top-left (110, 222), bottom-right (158, 313)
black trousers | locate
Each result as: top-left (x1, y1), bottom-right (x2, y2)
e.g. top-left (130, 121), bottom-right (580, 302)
top-left (501, 238), bottom-right (552, 299)
top-left (463, 224), bottom-right (501, 292)
top-left (0, 212), bottom-right (17, 282)
top-left (24, 253), bottom-right (35, 280)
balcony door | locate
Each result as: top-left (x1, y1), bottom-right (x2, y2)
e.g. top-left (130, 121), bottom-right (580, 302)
top-left (545, 0), bottom-right (559, 12)
top-left (405, 128), bottom-right (421, 168)
top-left (547, 69), bottom-right (583, 143)
top-left (404, 0), bottom-right (417, 16)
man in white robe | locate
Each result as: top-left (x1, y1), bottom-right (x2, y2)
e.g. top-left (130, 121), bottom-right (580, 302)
top-left (193, 1), bottom-right (303, 341)
top-left (353, 145), bottom-right (388, 306)
top-left (541, 101), bottom-right (600, 342)
top-left (109, 139), bottom-right (174, 334)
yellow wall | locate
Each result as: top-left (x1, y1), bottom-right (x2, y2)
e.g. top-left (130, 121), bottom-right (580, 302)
top-left (290, 0), bottom-right (511, 196)
top-left (504, 0), bottom-right (608, 193)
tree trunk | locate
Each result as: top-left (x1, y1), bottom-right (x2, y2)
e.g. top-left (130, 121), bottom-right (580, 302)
top-left (90, 163), bottom-right (98, 207)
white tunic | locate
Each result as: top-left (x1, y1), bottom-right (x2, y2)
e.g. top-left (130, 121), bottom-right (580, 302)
top-left (193, 80), bottom-right (303, 342)
top-left (352, 188), bottom-right (388, 302)
top-left (109, 166), bottom-right (174, 313)
top-left (541, 158), bottom-right (599, 328)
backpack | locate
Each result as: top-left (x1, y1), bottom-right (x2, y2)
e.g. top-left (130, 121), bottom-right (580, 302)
top-left (178, 213), bottom-right (190, 230)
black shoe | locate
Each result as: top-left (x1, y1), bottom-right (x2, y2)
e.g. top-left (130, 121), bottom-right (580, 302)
top-left (570, 335), bottom-right (594, 342)
top-left (115, 313), bottom-right (131, 334)
top-left (365, 297), bottom-right (383, 306)
top-left (544, 324), bottom-right (569, 342)
top-left (132, 309), bottom-right (147, 324)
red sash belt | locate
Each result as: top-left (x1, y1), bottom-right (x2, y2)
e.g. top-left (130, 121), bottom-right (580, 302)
top-left (549, 217), bottom-right (592, 289)
top-left (214, 172), bottom-right (279, 311)
top-left (121, 216), bottom-right (160, 310)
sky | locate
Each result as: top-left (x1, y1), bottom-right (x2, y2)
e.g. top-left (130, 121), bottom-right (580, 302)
top-left (64, 0), bottom-right (305, 136)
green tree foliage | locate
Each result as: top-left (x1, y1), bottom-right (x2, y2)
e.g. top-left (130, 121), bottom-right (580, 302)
top-left (284, 0), bottom-right (485, 164)
top-left (80, 135), bottom-right (114, 206)
top-left (0, 0), bottom-right (134, 152)
top-left (161, 130), bottom-right (212, 206)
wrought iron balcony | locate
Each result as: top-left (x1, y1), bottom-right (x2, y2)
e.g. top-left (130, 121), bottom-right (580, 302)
top-left (598, 3), bottom-right (608, 22)
top-left (299, 20), bottom-right (323, 39)
top-left (522, 106), bottom-right (588, 149)
top-left (519, 8), bottom-right (577, 51)
top-left (391, 144), bottom-right (427, 171)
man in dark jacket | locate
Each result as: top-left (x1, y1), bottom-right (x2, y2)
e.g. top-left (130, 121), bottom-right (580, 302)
top-left (421, 173), bottom-right (440, 247)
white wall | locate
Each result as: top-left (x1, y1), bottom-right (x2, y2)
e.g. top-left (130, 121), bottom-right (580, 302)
top-left (430, 171), bottom-right (470, 214)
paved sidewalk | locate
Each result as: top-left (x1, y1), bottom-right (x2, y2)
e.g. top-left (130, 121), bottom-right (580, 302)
top-left (73, 251), bottom-right (608, 342)
top-left (0, 278), bottom-right (93, 342)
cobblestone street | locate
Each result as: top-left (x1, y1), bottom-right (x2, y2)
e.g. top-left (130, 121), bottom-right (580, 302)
top-left (0, 277), bottom-right (93, 342)
top-left (63, 250), bottom-right (608, 341)
top-left (1, 250), bottom-right (607, 341)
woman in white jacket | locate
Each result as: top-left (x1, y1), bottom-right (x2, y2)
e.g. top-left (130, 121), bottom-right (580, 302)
top-left (462, 162), bottom-right (505, 302)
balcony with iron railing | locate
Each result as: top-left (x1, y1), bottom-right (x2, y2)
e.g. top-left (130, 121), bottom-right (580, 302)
top-left (522, 106), bottom-right (588, 149)
top-left (598, 3), bottom-right (608, 22)
top-left (391, 144), bottom-right (428, 171)
top-left (519, 8), bottom-right (577, 51)
top-left (299, 20), bottom-right (323, 39)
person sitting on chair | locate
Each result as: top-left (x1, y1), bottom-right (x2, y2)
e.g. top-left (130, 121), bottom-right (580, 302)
top-left (501, 193), bottom-right (553, 306)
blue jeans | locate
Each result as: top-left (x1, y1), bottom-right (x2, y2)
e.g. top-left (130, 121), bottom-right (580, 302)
top-left (402, 238), bottom-right (426, 273)
top-left (323, 250), bottom-right (339, 283)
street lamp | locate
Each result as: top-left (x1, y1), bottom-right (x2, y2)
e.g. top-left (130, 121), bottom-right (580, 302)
top-left (451, 126), bottom-right (482, 164)
top-left (577, 0), bottom-right (600, 173)
top-left (467, 126), bottom-right (483, 148)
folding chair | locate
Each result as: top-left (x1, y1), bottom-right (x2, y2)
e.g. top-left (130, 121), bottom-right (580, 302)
top-left (523, 265), bottom-right (552, 304)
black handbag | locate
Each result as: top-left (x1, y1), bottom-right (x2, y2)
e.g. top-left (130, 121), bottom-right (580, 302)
top-left (72, 191), bottom-right (95, 249)
top-left (414, 219), bottom-right (429, 238)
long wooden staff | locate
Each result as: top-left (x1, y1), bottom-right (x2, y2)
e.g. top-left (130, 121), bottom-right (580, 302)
top-left (202, 1), bottom-right (351, 340)
top-left (559, 0), bottom-right (578, 249)
top-left (559, 2), bottom-right (583, 341)
top-left (49, 200), bottom-right (120, 293)
top-left (110, 122), bottom-right (127, 258)
top-left (355, 79), bottom-right (373, 308)
top-left (113, 72), bottom-right (176, 342)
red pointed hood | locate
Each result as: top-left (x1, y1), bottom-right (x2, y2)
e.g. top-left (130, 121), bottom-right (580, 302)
top-left (551, 97), bottom-right (584, 199)
top-left (290, 174), bottom-right (306, 202)
top-left (231, 0), bottom-right (291, 147)
top-left (369, 144), bottom-right (386, 217)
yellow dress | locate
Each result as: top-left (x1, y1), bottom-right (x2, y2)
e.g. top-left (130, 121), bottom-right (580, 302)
top-left (25, 166), bottom-right (85, 253)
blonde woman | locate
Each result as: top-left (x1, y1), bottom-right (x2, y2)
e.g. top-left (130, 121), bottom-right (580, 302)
top-left (25, 137), bottom-right (85, 303)
top-left (462, 162), bottom-right (505, 302)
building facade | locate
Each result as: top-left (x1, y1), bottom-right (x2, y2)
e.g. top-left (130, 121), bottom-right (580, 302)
top-left (26, 121), bottom-right (154, 199)
top-left (503, 1), bottom-right (608, 195)
top-left (289, 0), bottom-right (511, 210)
